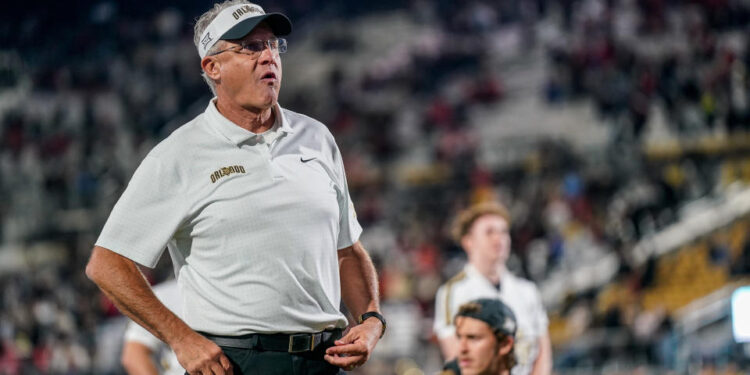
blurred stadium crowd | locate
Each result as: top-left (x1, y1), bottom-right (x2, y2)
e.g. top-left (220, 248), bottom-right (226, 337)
top-left (1, 0), bottom-right (750, 374)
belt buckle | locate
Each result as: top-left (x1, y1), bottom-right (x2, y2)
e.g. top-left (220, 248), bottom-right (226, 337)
top-left (288, 333), bottom-right (315, 353)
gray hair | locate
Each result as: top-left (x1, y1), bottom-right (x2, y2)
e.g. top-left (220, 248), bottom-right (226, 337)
top-left (194, 0), bottom-right (255, 95)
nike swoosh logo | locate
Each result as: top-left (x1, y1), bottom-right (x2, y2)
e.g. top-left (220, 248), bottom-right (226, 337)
top-left (300, 157), bottom-right (316, 163)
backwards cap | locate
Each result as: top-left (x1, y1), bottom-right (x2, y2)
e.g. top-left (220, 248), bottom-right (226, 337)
top-left (456, 298), bottom-right (517, 338)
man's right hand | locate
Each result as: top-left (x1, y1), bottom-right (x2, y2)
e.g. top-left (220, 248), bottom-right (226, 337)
top-left (172, 331), bottom-right (233, 375)
top-left (85, 247), bottom-right (231, 374)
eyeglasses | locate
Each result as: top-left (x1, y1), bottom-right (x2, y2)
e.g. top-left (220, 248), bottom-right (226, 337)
top-left (209, 38), bottom-right (288, 58)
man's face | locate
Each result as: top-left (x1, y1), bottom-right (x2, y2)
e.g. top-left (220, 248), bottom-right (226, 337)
top-left (209, 23), bottom-right (282, 111)
top-left (456, 316), bottom-right (503, 375)
top-left (462, 214), bottom-right (511, 266)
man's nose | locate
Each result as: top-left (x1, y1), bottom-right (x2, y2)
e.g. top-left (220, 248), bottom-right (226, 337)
top-left (458, 339), bottom-right (468, 352)
top-left (257, 44), bottom-right (276, 65)
top-left (492, 231), bottom-right (508, 241)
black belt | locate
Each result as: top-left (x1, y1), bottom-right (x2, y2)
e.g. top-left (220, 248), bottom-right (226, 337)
top-left (202, 329), bottom-right (342, 353)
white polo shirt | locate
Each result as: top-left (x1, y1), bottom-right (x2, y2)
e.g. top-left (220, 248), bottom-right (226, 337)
top-left (97, 99), bottom-right (362, 335)
top-left (434, 264), bottom-right (549, 375)
top-left (124, 280), bottom-right (183, 375)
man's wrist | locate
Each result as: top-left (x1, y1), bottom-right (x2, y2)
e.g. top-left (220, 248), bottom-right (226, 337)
top-left (164, 319), bottom-right (195, 348)
top-left (358, 311), bottom-right (386, 338)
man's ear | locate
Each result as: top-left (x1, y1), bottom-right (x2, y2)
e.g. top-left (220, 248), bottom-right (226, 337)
top-left (201, 55), bottom-right (221, 81)
top-left (461, 235), bottom-right (473, 254)
top-left (497, 336), bottom-right (514, 356)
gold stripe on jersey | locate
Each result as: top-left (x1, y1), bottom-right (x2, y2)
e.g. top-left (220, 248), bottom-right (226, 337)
top-left (444, 271), bottom-right (467, 325)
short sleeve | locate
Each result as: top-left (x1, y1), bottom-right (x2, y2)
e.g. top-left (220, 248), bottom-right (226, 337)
top-left (96, 155), bottom-right (187, 268)
top-left (331, 144), bottom-right (362, 249)
top-left (433, 285), bottom-right (456, 339)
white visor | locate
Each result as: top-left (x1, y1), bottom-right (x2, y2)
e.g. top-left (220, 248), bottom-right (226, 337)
top-left (198, 3), bottom-right (292, 59)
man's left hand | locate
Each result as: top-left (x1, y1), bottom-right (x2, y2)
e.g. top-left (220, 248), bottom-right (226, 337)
top-left (324, 319), bottom-right (382, 371)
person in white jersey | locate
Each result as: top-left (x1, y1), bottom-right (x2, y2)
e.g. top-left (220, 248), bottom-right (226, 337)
top-left (85, 1), bottom-right (385, 374)
top-left (121, 279), bottom-right (183, 375)
top-left (434, 202), bottom-right (551, 375)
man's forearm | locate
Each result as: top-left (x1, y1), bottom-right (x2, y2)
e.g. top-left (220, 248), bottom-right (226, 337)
top-left (325, 241), bottom-right (383, 368)
top-left (438, 337), bottom-right (459, 361)
top-left (121, 342), bottom-right (159, 375)
top-left (85, 246), bottom-right (192, 346)
top-left (531, 334), bottom-right (553, 375)
top-left (338, 241), bottom-right (380, 318)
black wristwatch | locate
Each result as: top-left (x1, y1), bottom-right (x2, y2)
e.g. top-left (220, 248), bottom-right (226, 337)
top-left (358, 311), bottom-right (386, 338)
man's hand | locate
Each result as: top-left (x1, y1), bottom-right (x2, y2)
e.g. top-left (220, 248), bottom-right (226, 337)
top-left (324, 318), bottom-right (382, 371)
top-left (171, 331), bottom-right (233, 375)
top-left (86, 247), bottom-right (231, 374)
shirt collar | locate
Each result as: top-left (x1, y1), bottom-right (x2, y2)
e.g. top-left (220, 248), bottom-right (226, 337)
top-left (464, 263), bottom-right (508, 288)
top-left (204, 98), bottom-right (295, 146)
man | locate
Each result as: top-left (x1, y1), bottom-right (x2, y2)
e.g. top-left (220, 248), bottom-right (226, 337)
top-left (441, 299), bottom-right (518, 375)
top-left (85, 2), bottom-right (385, 374)
top-left (121, 279), bottom-right (183, 375)
top-left (434, 202), bottom-right (551, 375)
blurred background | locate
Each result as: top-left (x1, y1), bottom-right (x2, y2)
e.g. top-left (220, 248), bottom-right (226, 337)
top-left (2, 0), bottom-right (750, 374)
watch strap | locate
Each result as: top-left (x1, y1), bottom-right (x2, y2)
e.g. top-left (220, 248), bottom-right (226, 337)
top-left (358, 311), bottom-right (386, 338)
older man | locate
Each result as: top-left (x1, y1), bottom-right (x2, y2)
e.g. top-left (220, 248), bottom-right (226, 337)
top-left (434, 202), bottom-right (551, 375)
top-left (85, 1), bottom-right (384, 374)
